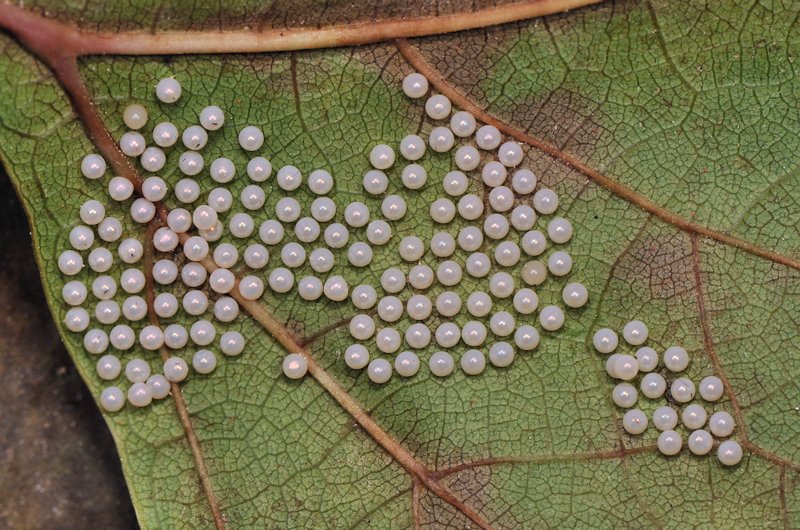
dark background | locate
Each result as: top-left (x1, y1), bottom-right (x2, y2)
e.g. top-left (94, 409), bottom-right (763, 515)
top-left (0, 168), bottom-right (137, 529)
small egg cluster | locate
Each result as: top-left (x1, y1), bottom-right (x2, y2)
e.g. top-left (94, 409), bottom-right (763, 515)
top-left (593, 321), bottom-right (742, 466)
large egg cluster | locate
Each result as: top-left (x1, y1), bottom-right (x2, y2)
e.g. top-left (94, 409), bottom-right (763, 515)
top-left (336, 73), bottom-right (591, 383)
top-left (593, 321), bottom-right (742, 466)
top-left (56, 70), bottom-right (591, 412)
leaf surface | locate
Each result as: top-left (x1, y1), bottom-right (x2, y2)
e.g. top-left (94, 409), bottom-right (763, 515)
top-left (0, 1), bottom-right (798, 528)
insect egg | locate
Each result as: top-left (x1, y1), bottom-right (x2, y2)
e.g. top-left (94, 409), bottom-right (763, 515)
top-left (454, 145), bottom-right (480, 171)
top-left (664, 346), bottom-right (690, 372)
top-left (240, 184), bottom-right (266, 210)
top-left (174, 178), bottom-right (201, 204)
top-left (345, 344), bottom-right (370, 369)
top-left (380, 267), bottom-right (406, 293)
top-left (275, 197), bottom-right (301, 223)
top-left (57, 250), bottom-right (83, 276)
top-left (119, 131), bottom-right (146, 157)
top-left (408, 265), bottom-right (434, 290)
top-left (178, 151), bottom-right (203, 176)
top-left (494, 241), bottom-right (521, 267)
top-left (435, 323), bottom-right (460, 348)
top-left (193, 350), bottom-right (217, 374)
top-left (182, 125), bottom-right (208, 150)
top-left (282, 354), bottom-right (308, 379)
top-left (147, 375), bottom-right (171, 400)
top-left (394, 352), bottom-right (420, 378)
top-left (163, 324), bottom-right (188, 349)
top-left (141, 146), bottom-right (167, 172)
top-left (199, 105), bottom-right (225, 130)
top-left (366, 220), bottom-right (392, 246)
top-left (376, 327), bottom-right (402, 354)
top-left (347, 242), bottom-right (373, 267)
top-left (108, 176), bottom-right (134, 202)
top-left (81, 154), bottom-right (107, 180)
top-left (657, 430), bottom-right (682, 456)
top-left (457, 194), bottom-right (484, 221)
top-left (247, 157), bottom-right (272, 182)
top-left (489, 311), bottom-right (515, 337)
top-left (369, 144), bottom-right (395, 169)
top-left (100, 387), bottom-right (125, 412)
top-left (351, 284), bottom-right (378, 310)
top-left (238, 126), bottom-right (264, 151)
top-left (466, 291), bottom-right (492, 317)
top-left (475, 125), bottom-right (501, 150)
top-left (698, 375), bottom-right (724, 402)
top-left (276, 165), bottom-right (302, 191)
top-left (708, 411), bottom-right (735, 438)
top-left (425, 94), bottom-right (451, 120)
top-left (450, 111), bottom-right (476, 137)
top-left (547, 251), bottom-right (573, 276)
top-left (244, 244), bottom-right (269, 269)
top-left (368, 358), bottom-right (392, 383)
top-left (429, 351), bottom-right (455, 376)
top-left (497, 141), bottom-right (523, 167)
top-left (435, 291), bottom-right (461, 317)
top-left (622, 320), bottom-right (648, 346)
top-left (717, 440), bottom-right (743, 466)
top-left (634, 346), bottom-right (658, 372)
top-left (681, 404), bottom-right (707, 429)
top-left (442, 170), bottom-right (469, 196)
top-left (481, 161), bottom-right (507, 187)
top-left (428, 126), bottom-right (455, 153)
top-left (220, 331), bottom-right (246, 357)
top-left (96, 355), bottom-right (121, 380)
top-left (155, 77), bottom-right (181, 103)
top-left (592, 328), bottom-right (619, 354)
top-left (466, 252), bottom-right (491, 278)
top-left (123, 104), bottom-right (148, 130)
top-left (670, 377), bottom-right (696, 403)
top-left (687, 429), bottom-right (713, 456)
top-left (622, 409), bottom-right (648, 435)
top-left (640, 373), bottom-right (666, 399)
top-left (323, 275), bottom-right (348, 301)
top-left (406, 295), bottom-right (432, 320)
top-left (402, 72), bottom-right (428, 98)
top-left (68, 225), bottom-right (94, 251)
top-left (344, 202), bottom-right (370, 227)
top-left (514, 325), bottom-right (540, 351)
top-left (164, 357), bottom-right (189, 382)
top-left (510, 205), bottom-right (536, 231)
top-left (62, 280), bottom-right (88, 306)
top-left (511, 169), bottom-right (537, 195)
top-left (209, 153), bottom-right (236, 184)
top-left (488, 185), bottom-right (514, 212)
top-left (381, 195), bottom-right (407, 220)
top-left (532, 189), bottom-right (559, 214)
top-left (152, 122), bottom-right (178, 147)
top-left (399, 134), bottom-right (426, 161)
top-left (349, 315), bottom-right (376, 340)
top-left (430, 198), bottom-right (456, 224)
top-left (460, 349), bottom-right (486, 375)
top-left (547, 217), bottom-right (573, 244)
top-left (489, 342), bottom-right (515, 367)
top-left (401, 164), bottom-right (427, 190)
top-left (298, 276), bottom-right (323, 301)
top-left (562, 282), bottom-right (589, 308)
top-left (652, 406), bottom-right (678, 431)
top-left (611, 382), bottom-right (638, 408)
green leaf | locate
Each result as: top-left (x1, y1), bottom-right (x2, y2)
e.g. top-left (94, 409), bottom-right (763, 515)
top-left (0, 1), bottom-right (798, 528)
